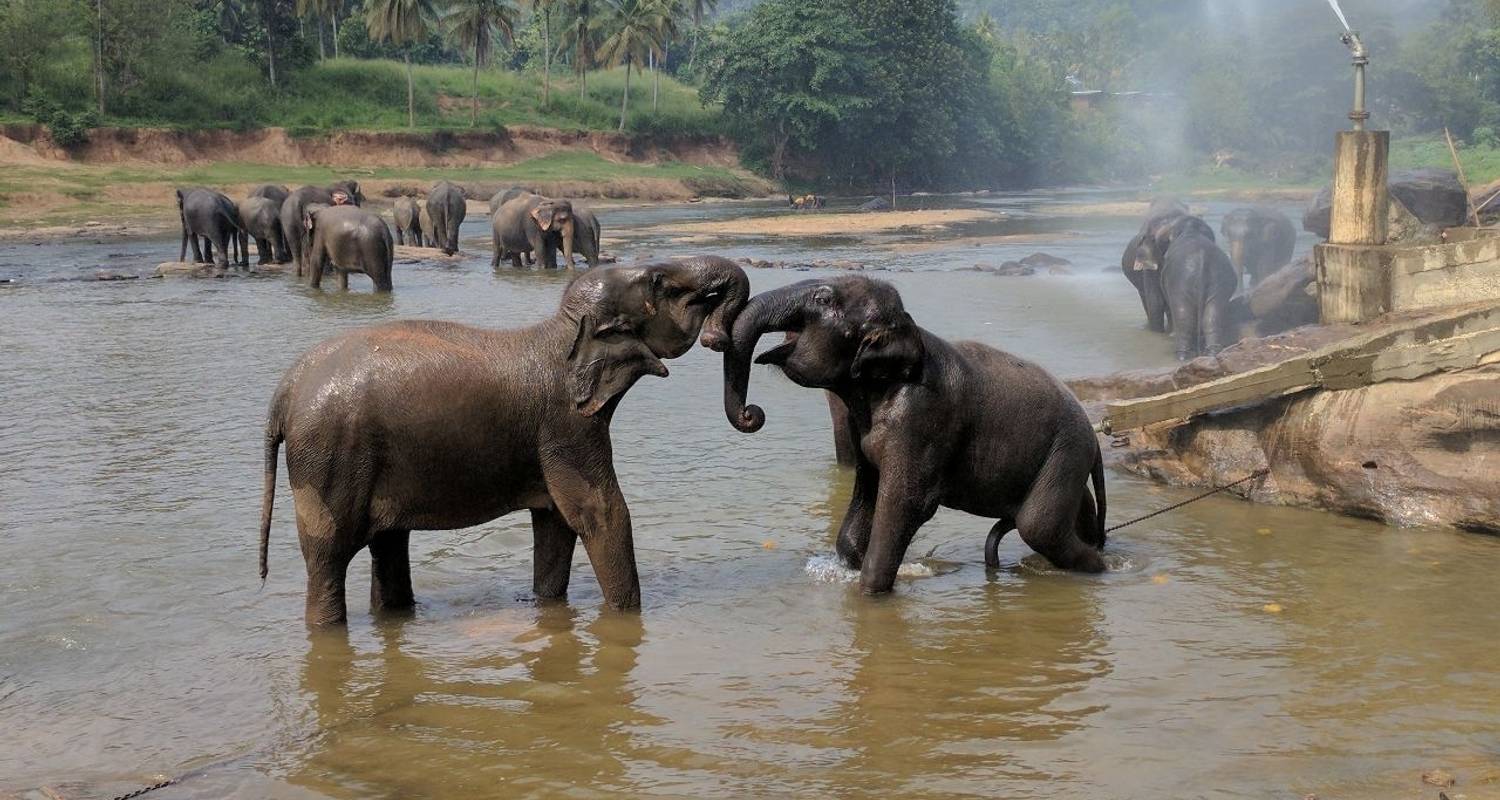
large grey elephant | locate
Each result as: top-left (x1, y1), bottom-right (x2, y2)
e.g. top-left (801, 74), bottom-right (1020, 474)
top-left (1132, 213), bottom-right (1238, 360)
top-left (279, 180), bottom-right (366, 277)
top-left (258, 255), bottom-right (751, 624)
top-left (302, 204), bottom-right (394, 292)
top-left (426, 181), bottom-right (467, 256)
top-left (721, 275), bottom-right (1107, 595)
top-left (1221, 206), bottom-right (1295, 287)
top-left (177, 187), bottom-right (245, 271)
top-left (492, 194), bottom-right (575, 269)
top-left (238, 195), bottom-right (290, 264)
top-left (489, 187), bottom-right (531, 216)
top-left (249, 184), bottom-right (290, 207)
top-left (393, 196), bottom-right (424, 247)
top-left (1121, 197), bottom-right (1189, 333)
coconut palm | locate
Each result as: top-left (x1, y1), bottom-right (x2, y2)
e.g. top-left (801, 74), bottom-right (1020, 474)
top-left (685, 0), bottom-right (713, 67)
top-left (597, 0), bottom-right (664, 131)
top-left (366, 0), bottom-right (436, 129)
top-left (530, 0), bottom-right (558, 107)
top-left (443, 0), bottom-right (517, 126)
top-left (296, 0), bottom-right (345, 59)
top-left (648, 0), bottom-right (678, 112)
top-left (559, 0), bottom-right (600, 99)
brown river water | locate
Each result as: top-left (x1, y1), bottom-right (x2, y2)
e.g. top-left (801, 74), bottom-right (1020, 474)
top-left (3, 191), bottom-right (1499, 798)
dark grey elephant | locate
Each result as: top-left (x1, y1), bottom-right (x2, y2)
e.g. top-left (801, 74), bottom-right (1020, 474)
top-left (393, 196), bottom-right (423, 247)
top-left (258, 255), bottom-right (751, 624)
top-left (249, 184), bottom-right (290, 207)
top-left (721, 275), bottom-right (1107, 595)
top-left (302, 204), bottom-right (394, 292)
top-left (1221, 206), bottom-right (1295, 286)
top-left (238, 195), bottom-right (290, 264)
top-left (1133, 214), bottom-right (1238, 360)
top-left (426, 181), bottom-right (467, 256)
top-left (491, 194), bottom-right (575, 269)
top-left (177, 187), bottom-right (245, 270)
top-left (1122, 197), bottom-right (1189, 333)
top-left (568, 203), bottom-right (602, 268)
top-left (279, 181), bottom-right (366, 277)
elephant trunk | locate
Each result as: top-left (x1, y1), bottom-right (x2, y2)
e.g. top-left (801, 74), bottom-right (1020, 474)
top-left (688, 255), bottom-right (752, 353)
top-left (722, 280), bottom-right (815, 433)
top-left (561, 217), bottom-right (576, 268)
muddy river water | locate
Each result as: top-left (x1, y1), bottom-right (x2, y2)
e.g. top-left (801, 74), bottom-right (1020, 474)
top-left (3, 191), bottom-right (1499, 798)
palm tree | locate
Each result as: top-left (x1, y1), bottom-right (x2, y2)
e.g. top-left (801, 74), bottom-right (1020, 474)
top-left (530, 0), bottom-right (558, 107)
top-left (559, 0), bottom-right (599, 99)
top-left (648, 0), bottom-right (677, 112)
top-left (597, 0), bottom-right (662, 131)
top-left (296, 0), bottom-right (332, 59)
top-left (366, 0), bottom-right (436, 129)
top-left (684, 0), bottom-right (712, 67)
top-left (443, 0), bottom-right (517, 126)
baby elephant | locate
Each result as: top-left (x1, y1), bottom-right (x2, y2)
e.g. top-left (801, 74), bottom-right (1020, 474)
top-left (723, 275), bottom-right (1107, 595)
top-left (302, 204), bottom-right (394, 291)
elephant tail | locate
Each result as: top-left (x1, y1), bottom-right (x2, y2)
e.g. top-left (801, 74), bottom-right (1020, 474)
top-left (1089, 446), bottom-right (1108, 550)
top-left (259, 389), bottom-right (288, 583)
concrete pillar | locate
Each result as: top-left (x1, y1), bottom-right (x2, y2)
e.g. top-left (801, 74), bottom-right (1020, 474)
top-left (1318, 130), bottom-right (1392, 323)
top-left (1329, 130), bottom-right (1389, 245)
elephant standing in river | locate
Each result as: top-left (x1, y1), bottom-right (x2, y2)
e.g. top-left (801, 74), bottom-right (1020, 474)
top-left (250, 184), bottom-right (290, 207)
top-left (1132, 213), bottom-right (1238, 360)
top-left (258, 256), bottom-right (751, 624)
top-left (1221, 207), bottom-right (1295, 287)
top-left (492, 194), bottom-right (575, 269)
top-left (426, 181), bottom-right (467, 256)
top-left (393, 196), bottom-right (424, 247)
top-left (489, 187), bottom-right (531, 216)
top-left (722, 275), bottom-right (1107, 595)
top-left (568, 204), bottom-right (602, 268)
top-left (177, 187), bottom-right (245, 271)
top-left (238, 195), bottom-right (290, 264)
top-left (1122, 197), bottom-right (1188, 333)
top-left (280, 181), bottom-right (365, 277)
top-left (302, 204), bottom-right (394, 292)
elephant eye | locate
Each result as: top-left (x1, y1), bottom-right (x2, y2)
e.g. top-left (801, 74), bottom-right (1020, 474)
top-left (813, 287), bottom-right (835, 306)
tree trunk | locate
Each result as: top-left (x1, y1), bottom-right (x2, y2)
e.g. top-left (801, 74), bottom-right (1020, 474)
top-left (541, 6), bottom-right (551, 108)
top-left (94, 0), bottom-right (106, 115)
top-left (651, 49), bottom-right (658, 112)
top-left (266, 3), bottom-right (279, 89)
top-left (689, 24), bottom-right (698, 69)
top-left (472, 43), bottom-right (480, 126)
top-left (332, 12), bottom-right (339, 58)
top-left (405, 52), bottom-right (415, 128)
top-left (771, 120), bottom-right (787, 180)
top-left (317, 17), bottom-right (326, 60)
top-left (618, 55), bottom-right (630, 131)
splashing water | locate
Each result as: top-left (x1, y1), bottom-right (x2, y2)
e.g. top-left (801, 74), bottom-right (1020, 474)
top-left (803, 554), bottom-right (959, 584)
top-left (1326, 0), bottom-right (1352, 32)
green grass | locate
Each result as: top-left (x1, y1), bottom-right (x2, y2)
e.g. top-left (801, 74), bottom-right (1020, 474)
top-left (81, 58), bottom-right (721, 138)
top-left (1153, 165), bottom-right (1323, 197)
top-left (1390, 135), bottom-right (1500, 186)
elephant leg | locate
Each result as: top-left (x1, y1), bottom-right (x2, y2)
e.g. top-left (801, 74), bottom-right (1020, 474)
top-left (1170, 294), bottom-right (1199, 361)
top-left (255, 237), bottom-right (270, 265)
top-left (394, 227), bottom-right (405, 246)
top-left (531, 507), bottom-right (579, 600)
top-left (1143, 276), bottom-right (1168, 333)
top-left (338, 269), bottom-right (349, 291)
top-left (299, 523), bottom-right (362, 626)
top-left (544, 463), bottom-right (640, 610)
top-left (1202, 295), bottom-right (1230, 355)
top-left (835, 455), bottom-right (879, 569)
top-left (309, 252), bottom-right (325, 289)
top-left (858, 459), bottom-right (941, 595)
top-left (369, 529), bottom-right (415, 612)
top-left (510, 252), bottom-right (523, 269)
top-left (984, 517), bottom-right (1016, 568)
top-left (239, 230), bottom-right (250, 268)
top-left (189, 233), bottom-right (206, 264)
top-left (827, 392), bottom-right (857, 467)
top-left (1013, 453), bottom-right (1105, 574)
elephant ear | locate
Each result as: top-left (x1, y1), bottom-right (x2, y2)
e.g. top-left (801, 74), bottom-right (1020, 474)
top-left (851, 313), bottom-right (925, 385)
top-left (567, 315), bottom-right (669, 417)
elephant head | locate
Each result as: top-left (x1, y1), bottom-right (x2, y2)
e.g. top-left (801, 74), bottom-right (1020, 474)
top-left (722, 276), bottom-right (923, 433)
top-left (560, 256), bottom-right (750, 417)
top-left (532, 198), bottom-right (576, 267)
top-left (329, 180), bottom-right (365, 207)
top-left (302, 202), bottom-right (331, 238)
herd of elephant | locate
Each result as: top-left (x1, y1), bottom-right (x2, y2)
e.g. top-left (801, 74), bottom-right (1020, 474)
top-left (1121, 200), bottom-right (1297, 361)
top-left (259, 256), bottom-right (1110, 625)
top-left (173, 179), bottom-right (604, 292)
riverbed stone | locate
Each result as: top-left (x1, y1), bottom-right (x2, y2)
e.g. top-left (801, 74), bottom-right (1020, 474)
top-left (993, 261), bottom-right (1035, 276)
top-left (1304, 168), bottom-right (1470, 239)
top-left (1018, 252), bottom-right (1072, 270)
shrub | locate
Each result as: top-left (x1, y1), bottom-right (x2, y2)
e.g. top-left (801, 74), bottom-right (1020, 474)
top-left (22, 90), bottom-right (96, 149)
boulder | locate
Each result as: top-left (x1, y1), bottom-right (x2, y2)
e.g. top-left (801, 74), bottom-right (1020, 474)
top-left (993, 261), bottom-right (1035, 277)
top-left (1018, 252), bottom-right (1072, 270)
top-left (858, 197), bottom-right (891, 212)
top-left (1303, 168), bottom-right (1469, 239)
top-left (1228, 255), bottom-right (1319, 338)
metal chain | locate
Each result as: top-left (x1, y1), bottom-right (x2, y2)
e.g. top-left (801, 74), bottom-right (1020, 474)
top-left (111, 779), bottom-right (176, 800)
top-left (1105, 469), bottom-right (1269, 534)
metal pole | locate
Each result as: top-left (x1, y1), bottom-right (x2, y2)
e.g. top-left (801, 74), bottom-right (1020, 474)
top-left (1342, 31), bottom-right (1369, 131)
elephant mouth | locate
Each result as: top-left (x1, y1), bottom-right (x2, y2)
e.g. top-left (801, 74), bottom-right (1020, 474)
top-left (754, 331), bottom-right (799, 367)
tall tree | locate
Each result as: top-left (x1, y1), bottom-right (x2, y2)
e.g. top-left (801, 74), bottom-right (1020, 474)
top-left (684, 0), bottom-right (711, 67)
top-left (597, 0), bottom-right (662, 131)
top-left (0, 0), bottom-right (81, 105)
top-left (530, 0), bottom-right (556, 107)
top-left (443, 0), bottom-right (517, 125)
top-left (366, 0), bottom-right (435, 128)
top-left (296, 0), bottom-right (344, 59)
top-left (559, 0), bottom-right (599, 98)
top-left (649, 0), bottom-right (677, 112)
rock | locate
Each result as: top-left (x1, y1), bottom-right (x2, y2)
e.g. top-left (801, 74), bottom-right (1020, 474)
top-left (1018, 252), bottom-right (1073, 269)
top-left (993, 261), bottom-right (1035, 277)
top-left (1228, 255), bottom-right (1319, 338)
top-left (93, 272), bottom-right (139, 281)
top-left (1423, 770), bottom-right (1457, 788)
top-left (858, 197), bottom-right (891, 212)
top-left (1304, 169), bottom-right (1470, 239)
